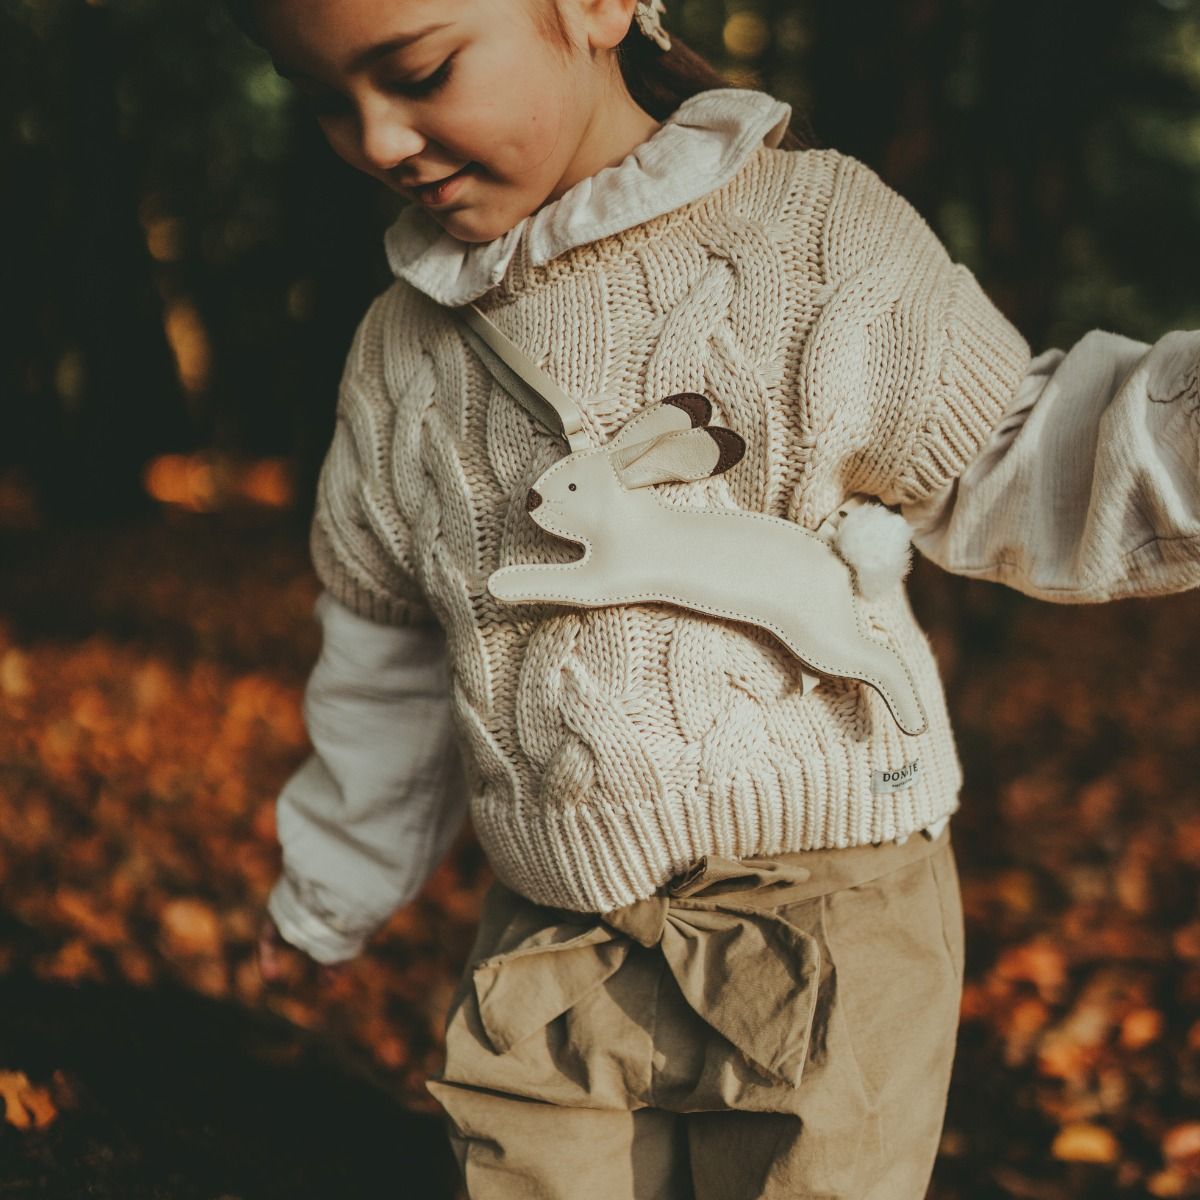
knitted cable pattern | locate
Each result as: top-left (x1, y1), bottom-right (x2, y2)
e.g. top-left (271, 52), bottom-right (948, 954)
top-left (310, 146), bottom-right (1032, 913)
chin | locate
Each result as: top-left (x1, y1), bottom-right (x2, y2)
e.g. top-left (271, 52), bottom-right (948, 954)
top-left (442, 221), bottom-right (508, 244)
top-left (436, 202), bottom-right (531, 244)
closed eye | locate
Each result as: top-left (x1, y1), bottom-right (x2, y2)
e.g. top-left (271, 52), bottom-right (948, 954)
top-left (297, 54), bottom-right (457, 116)
top-left (387, 53), bottom-right (456, 98)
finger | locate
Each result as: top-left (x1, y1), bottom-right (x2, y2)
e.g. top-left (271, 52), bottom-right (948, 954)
top-left (257, 946), bottom-right (278, 982)
top-left (257, 930), bottom-right (285, 981)
top-left (259, 913), bottom-right (285, 946)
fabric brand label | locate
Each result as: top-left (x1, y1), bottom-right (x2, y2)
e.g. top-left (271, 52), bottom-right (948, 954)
top-left (872, 758), bottom-right (921, 795)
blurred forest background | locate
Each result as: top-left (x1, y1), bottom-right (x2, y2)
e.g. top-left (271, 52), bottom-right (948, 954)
top-left (1, 0), bottom-right (1200, 1197)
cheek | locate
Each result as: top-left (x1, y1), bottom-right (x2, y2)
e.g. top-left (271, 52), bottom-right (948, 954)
top-left (447, 62), bottom-right (571, 178)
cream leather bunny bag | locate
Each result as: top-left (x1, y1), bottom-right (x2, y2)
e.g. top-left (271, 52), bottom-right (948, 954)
top-left (453, 303), bottom-right (929, 738)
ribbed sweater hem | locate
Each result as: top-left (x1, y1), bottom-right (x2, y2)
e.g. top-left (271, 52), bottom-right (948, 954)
top-left (471, 762), bottom-right (964, 913)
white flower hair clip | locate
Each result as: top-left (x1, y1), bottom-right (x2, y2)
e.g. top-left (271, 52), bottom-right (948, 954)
top-left (634, 0), bottom-right (672, 51)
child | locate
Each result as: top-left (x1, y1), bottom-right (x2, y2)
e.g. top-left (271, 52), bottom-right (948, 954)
top-left (232, 0), bottom-right (1200, 1195)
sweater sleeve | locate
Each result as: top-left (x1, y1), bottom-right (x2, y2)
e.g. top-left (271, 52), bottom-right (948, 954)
top-left (899, 329), bottom-right (1200, 602)
top-left (311, 290), bottom-right (435, 627)
top-left (813, 154), bottom-right (1032, 512)
top-left (266, 589), bottom-right (467, 964)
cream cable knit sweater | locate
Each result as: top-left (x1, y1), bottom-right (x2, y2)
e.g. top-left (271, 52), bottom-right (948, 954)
top-left (268, 89), bottom-right (1200, 955)
top-left (303, 89), bottom-right (1035, 915)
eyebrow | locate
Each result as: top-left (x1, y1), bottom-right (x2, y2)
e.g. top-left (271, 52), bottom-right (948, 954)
top-left (273, 21), bottom-right (452, 80)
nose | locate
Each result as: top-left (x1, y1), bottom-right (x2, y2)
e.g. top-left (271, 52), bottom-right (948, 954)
top-left (526, 488), bottom-right (542, 511)
top-left (358, 99), bottom-right (425, 173)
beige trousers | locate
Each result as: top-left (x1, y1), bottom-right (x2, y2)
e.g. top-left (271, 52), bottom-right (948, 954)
top-left (426, 824), bottom-right (965, 1200)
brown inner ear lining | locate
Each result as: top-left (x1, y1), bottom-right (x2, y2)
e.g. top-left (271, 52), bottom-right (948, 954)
top-left (706, 427), bottom-right (746, 473)
top-left (661, 393), bottom-right (712, 427)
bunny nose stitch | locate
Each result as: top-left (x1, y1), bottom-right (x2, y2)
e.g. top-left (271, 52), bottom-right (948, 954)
top-left (526, 488), bottom-right (542, 511)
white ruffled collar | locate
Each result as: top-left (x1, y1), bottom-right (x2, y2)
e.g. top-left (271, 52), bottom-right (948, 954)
top-left (384, 88), bottom-right (792, 307)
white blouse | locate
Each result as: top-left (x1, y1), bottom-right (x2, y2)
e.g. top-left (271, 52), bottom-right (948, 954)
top-left (266, 89), bottom-right (1200, 964)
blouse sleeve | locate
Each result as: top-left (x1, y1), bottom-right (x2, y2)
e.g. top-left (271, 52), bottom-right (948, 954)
top-left (266, 589), bottom-right (467, 964)
top-left (900, 328), bottom-right (1200, 602)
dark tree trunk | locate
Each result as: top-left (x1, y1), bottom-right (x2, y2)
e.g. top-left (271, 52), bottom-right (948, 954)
top-left (24, 4), bottom-right (187, 524)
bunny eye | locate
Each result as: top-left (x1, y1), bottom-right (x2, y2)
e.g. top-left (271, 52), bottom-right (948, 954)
top-left (568, 483), bottom-right (577, 491)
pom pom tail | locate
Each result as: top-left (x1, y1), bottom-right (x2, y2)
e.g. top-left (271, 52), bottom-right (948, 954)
top-left (833, 502), bottom-right (914, 601)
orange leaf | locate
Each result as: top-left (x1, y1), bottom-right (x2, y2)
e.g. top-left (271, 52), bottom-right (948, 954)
top-left (1051, 1122), bottom-right (1118, 1163)
top-left (0, 1070), bottom-right (58, 1130)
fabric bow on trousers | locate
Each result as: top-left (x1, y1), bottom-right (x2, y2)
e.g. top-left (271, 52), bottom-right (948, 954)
top-left (426, 825), bottom-right (966, 1200)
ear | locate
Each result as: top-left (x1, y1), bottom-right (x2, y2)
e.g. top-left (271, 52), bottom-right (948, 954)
top-left (577, 0), bottom-right (640, 52)
top-left (614, 425), bottom-right (745, 488)
top-left (608, 393), bottom-right (714, 451)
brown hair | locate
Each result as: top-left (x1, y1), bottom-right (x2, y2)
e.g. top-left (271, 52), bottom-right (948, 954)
top-left (532, 0), bottom-right (815, 150)
top-left (223, 0), bottom-right (261, 47)
top-left (629, 37), bottom-right (815, 151)
top-left (223, 0), bottom-right (816, 151)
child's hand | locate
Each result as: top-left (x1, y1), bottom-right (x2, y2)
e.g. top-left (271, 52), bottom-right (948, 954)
top-left (256, 909), bottom-right (353, 989)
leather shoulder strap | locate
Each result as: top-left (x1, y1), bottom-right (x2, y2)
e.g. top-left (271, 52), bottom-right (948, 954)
top-left (448, 302), bottom-right (862, 540)
top-left (452, 303), bottom-right (592, 453)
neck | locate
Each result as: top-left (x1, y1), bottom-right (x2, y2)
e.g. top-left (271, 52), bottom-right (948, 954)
top-left (547, 83), bottom-right (662, 204)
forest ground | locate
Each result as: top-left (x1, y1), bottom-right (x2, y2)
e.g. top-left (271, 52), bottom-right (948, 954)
top-left (0, 508), bottom-right (1198, 1199)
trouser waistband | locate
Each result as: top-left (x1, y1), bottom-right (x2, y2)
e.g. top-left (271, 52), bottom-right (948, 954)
top-left (648, 821), bottom-right (953, 913)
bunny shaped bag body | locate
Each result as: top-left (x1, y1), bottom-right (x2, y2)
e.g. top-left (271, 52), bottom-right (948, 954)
top-left (454, 302), bottom-right (929, 737)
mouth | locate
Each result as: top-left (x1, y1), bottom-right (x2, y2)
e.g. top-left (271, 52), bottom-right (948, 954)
top-left (407, 163), bottom-right (475, 208)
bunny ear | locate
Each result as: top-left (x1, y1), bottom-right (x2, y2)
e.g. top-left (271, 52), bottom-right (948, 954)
top-left (615, 425), bottom-right (745, 489)
top-left (706, 427), bottom-right (746, 472)
top-left (661, 393), bottom-right (713, 427)
top-left (608, 393), bottom-right (715, 451)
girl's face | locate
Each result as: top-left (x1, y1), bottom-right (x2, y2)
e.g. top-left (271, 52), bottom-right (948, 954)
top-left (254, 0), bottom-right (642, 243)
